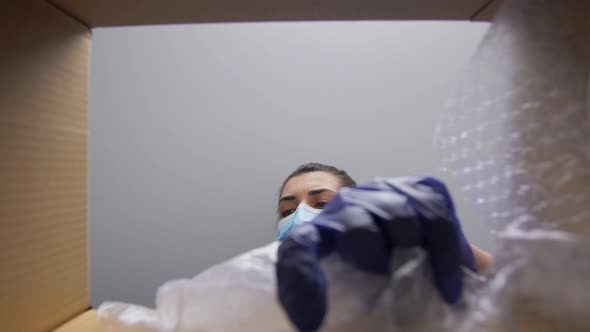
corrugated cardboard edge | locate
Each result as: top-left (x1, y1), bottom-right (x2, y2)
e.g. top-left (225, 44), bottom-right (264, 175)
top-left (49, 0), bottom-right (494, 27)
top-left (0, 1), bottom-right (90, 331)
top-left (471, 0), bottom-right (501, 21)
top-left (53, 310), bottom-right (106, 332)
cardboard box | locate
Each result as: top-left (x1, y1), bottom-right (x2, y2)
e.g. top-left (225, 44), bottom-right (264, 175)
top-left (0, 1), bottom-right (497, 331)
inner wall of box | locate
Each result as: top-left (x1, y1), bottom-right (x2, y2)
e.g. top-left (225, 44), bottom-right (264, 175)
top-left (0, 2), bottom-right (90, 331)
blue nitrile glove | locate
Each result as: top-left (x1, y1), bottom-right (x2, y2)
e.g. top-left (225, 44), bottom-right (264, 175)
top-left (276, 176), bottom-right (476, 332)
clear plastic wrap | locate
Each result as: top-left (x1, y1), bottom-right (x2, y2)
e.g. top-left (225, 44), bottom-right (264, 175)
top-left (98, 244), bottom-right (483, 332)
top-left (99, 0), bottom-right (590, 331)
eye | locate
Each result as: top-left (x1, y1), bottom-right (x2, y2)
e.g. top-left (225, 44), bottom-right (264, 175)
top-left (315, 202), bottom-right (328, 209)
top-left (281, 209), bottom-right (295, 218)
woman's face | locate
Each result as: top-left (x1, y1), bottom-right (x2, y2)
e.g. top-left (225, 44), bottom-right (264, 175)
top-left (278, 171), bottom-right (342, 219)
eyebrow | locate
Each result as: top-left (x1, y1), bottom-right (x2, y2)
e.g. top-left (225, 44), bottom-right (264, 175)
top-left (279, 188), bottom-right (336, 203)
top-left (308, 188), bottom-right (335, 196)
top-left (278, 195), bottom-right (296, 203)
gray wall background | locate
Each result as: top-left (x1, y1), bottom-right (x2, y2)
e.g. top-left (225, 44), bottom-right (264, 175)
top-left (90, 21), bottom-right (492, 307)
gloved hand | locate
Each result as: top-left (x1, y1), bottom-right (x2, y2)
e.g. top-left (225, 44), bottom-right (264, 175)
top-left (276, 176), bottom-right (476, 332)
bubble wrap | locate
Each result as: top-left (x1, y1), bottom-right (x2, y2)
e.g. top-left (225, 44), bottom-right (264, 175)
top-left (436, 0), bottom-right (590, 331)
top-left (437, 0), bottom-right (590, 234)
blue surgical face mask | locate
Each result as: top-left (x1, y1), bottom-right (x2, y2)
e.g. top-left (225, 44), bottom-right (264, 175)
top-left (277, 203), bottom-right (322, 240)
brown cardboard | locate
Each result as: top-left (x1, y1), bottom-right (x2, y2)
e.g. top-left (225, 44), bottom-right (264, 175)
top-left (49, 0), bottom-right (493, 27)
top-left (472, 0), bottom-right (501, 21)
top-left (0, 1), bottom-right (90, 331)
top-left (53, 311), bottom-right (105, 332)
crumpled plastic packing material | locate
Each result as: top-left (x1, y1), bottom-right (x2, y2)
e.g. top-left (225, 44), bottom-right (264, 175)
top-left (98, 0), bottom-right (590, 330)
top-left (99, 244), bottom-right (485, 332)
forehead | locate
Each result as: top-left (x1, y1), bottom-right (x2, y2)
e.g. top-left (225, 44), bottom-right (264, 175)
top-left (281, 171), bottom-right (342, 197)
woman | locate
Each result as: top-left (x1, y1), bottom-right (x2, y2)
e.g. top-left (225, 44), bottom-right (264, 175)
top-left (277, 162), bottom-right (493, 271)
top-left (275, 162), bottom-right (493, 331)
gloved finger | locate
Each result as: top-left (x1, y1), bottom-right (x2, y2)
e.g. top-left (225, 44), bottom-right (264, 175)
top-left (424, 215), bottom-right (464, 304)
top-left (319, 185), bottom-right (428, 273)
top-left (276, 223), bottom-right (328, 332)
top-left (380, 177), bottom-right (453, 221)
top-left (320, 203), bottom-right (392, 274)
top-left (334, 184), bottom-right (412, 222)
top-left (386, 177), bottom-right (474, 303)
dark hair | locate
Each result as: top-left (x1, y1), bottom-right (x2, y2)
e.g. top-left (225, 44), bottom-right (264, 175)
top-left (279, 162), bottom-right (356, 197)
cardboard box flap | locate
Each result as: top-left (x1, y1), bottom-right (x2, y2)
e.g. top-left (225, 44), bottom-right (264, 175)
top-left (49, 0), bottom-right (497, 28)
